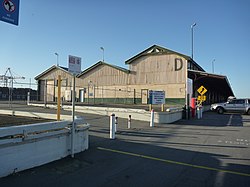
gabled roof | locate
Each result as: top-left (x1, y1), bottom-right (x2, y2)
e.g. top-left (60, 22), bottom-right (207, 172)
top-left (125, 44), bottom-right (204, 71)
top-left (35, 65), bottom-right (70, 80)
top-left (77, 61), bottom-right (129, 78)
top-left (125, 45), bottom-right (188, 64)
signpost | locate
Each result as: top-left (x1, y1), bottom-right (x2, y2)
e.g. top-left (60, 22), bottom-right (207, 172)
top-left (68, 55), bottom-right (81, 158)
top-left (0, 0), bottom-right (19, 25)
top-left (196, 85), bottom-right (208, 119)
top-left (149, 90), bottom-right (165, 111)
top-left (68, 55), bottom-right (81, 75)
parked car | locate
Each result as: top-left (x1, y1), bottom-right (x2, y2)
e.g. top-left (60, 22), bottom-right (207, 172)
top-left (211, 98), bottom-right (250, 115)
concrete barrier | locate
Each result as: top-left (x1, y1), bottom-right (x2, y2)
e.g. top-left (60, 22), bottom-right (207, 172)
top-left (29, 103), bottom-right (183, 124)
top-left (0, 118), bottom-right (89, 178)
top-left (154, 110), bottom-right (183, 123)
top-left (0, 109), bottom-right (73, 120)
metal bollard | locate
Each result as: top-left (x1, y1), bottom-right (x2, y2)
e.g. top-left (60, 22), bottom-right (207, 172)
top-left (27, 92), bottom-right (30, 105)
top-left (115, 116), bottom-right (118, 132)
top-left (197, 107), bottom-right (202, 119)
top-left (110, 113), bottom-right (115, 139)
top-left (200, 107), bottom-right (203, 118)
top-left (128, 115), bottom-right (131, 129)
top-left (150, 109), bottom-right (154, 127)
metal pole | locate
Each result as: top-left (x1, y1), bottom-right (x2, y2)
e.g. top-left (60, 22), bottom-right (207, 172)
top-left (212, 59), bottom-right (215, 73)
top-left (11, 78), bottom-right (13, 110)
top-left (87, 84), bottom-right (89, 104)
top-left (115, 116), bottom-right (118, 132)
top-left (93, 85), bottom-right (95, 104)
top-left (71, 75), bottom-right (76, 158)
top-left (44, 80), bottom-right (47, 108)
top-left (128, 115), bottom-right (131, 129)
top-left (191, 26), bottom-right (193, 59)
top-left (27, 92), bottom-right (30, 105)
top-left (100, 47), bottom-right (104, 62)
top-left (150, 109), bottom-right (154, 127)
top-left (191, 23), bottom-right (196, 59)
top-left (110, 113), bottom-right (115, 139)
top-left (55, 53), bottom-right (59, 66)
top-left (57, 75), bottom-right (61, 121)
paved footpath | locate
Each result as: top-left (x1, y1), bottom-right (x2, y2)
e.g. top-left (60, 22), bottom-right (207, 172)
top-left (0, 103), bottom-right (250, 187)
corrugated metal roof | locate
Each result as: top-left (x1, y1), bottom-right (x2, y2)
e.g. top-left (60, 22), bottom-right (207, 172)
top-left (188, 69), bottom-right (234, 97)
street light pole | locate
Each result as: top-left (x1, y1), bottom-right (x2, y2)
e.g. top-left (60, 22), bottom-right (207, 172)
top-left (100, 47), bottom-right (104, 62)
top-left (191, 23), bottom-right (196, 59)
top-left (55, 52), bottom-right (59, 66)
top-left (212, 59), bottom-right (215, 73)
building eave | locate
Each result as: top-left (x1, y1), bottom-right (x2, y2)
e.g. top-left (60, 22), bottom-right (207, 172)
top-left (77, 61), bottom-right (129, 78)
top-left (125, 44), bottom-right (192, 64)
top-left (34, 65), bottom-right (70, 80)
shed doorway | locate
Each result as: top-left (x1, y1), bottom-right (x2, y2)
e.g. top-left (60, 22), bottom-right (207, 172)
top-left (141, 89), bottom-right (148, 104)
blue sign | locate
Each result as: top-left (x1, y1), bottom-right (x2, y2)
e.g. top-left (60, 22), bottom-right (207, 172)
top-left (149, 90), bottom-right (165, 105)
top-left (0, 0), bottom-right (19, 25)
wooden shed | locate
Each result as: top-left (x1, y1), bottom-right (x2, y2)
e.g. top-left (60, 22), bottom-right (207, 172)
top-left (77, 61), bottom-right (131, 104)
top-left (35, 45), bottom-right (234, 105)
top-left (35, 65), bottom-right (75, 102)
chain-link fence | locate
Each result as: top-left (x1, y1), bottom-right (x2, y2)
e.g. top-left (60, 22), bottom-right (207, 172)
top-left (0, 81), bottom-right (185, 108)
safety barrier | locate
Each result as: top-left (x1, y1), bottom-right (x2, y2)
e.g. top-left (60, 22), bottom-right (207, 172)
top-left (29, 103), bottom-right (183, 124)
top-left (0, 119), bottom-right (89, 178)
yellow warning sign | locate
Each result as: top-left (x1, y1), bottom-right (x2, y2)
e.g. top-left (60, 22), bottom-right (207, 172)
top-left (197, 95), bottom-right (206, 101)
top-left (197, 86), bottom-right (207, 95)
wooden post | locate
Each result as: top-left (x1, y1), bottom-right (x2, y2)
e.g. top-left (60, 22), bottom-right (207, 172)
top-left (149, 104), bottom-right (152, 111)
top-left (161, 104), bottom-right (164, 112)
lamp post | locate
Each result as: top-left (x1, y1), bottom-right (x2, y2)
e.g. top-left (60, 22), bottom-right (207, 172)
top-left (55, 52), bottom-right (59, 66)
top-left (191, 23), bottom-right (196, 59)
top-left (212, 59), bottom-right (215, 73)
top-left (100, 47), bottom-right (104, 62)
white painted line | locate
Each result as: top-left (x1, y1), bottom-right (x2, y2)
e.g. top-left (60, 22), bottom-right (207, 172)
top-left (227, 115), bottom-right (233, 126)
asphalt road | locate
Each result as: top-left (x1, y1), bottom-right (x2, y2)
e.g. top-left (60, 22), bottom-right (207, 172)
top-left (0, 103), bottom-right (250, 187)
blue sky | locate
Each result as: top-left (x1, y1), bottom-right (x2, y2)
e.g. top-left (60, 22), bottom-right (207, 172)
top-left (1, 0), bottom-right (250, 97)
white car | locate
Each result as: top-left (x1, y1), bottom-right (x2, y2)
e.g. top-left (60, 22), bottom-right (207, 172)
top-left (211, 98), bottom-right (250, 115)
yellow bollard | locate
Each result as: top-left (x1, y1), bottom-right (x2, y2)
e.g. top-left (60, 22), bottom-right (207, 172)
top-left (161, 104), bottom-right (164, 112)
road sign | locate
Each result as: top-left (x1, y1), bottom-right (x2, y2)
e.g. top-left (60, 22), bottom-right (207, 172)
top-left (0, 0), bottom-right (19, 25)
top-left (68, 55), bottom-right (81, 75)
top-left (197, 85), bottom-right (207, 95)
top-left (197, 95), bottom-right (206, 101)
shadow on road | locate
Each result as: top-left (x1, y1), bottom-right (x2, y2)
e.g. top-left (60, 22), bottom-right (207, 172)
top-left (175, 112), bottom-right (244, 127)
top-left (1, 134), bottom-right (249, 187)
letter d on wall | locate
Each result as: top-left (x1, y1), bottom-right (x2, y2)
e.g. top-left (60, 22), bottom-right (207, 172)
top-left (175, 58), bottom-right (183, 71)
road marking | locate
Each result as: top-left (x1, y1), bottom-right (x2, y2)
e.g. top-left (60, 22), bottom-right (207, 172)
top-left (227, 114), bottom-right (233, 126)
top-left (97, 147), bottom-right (250, 177)
top-left (218, 139), bottom-right (250, 146)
